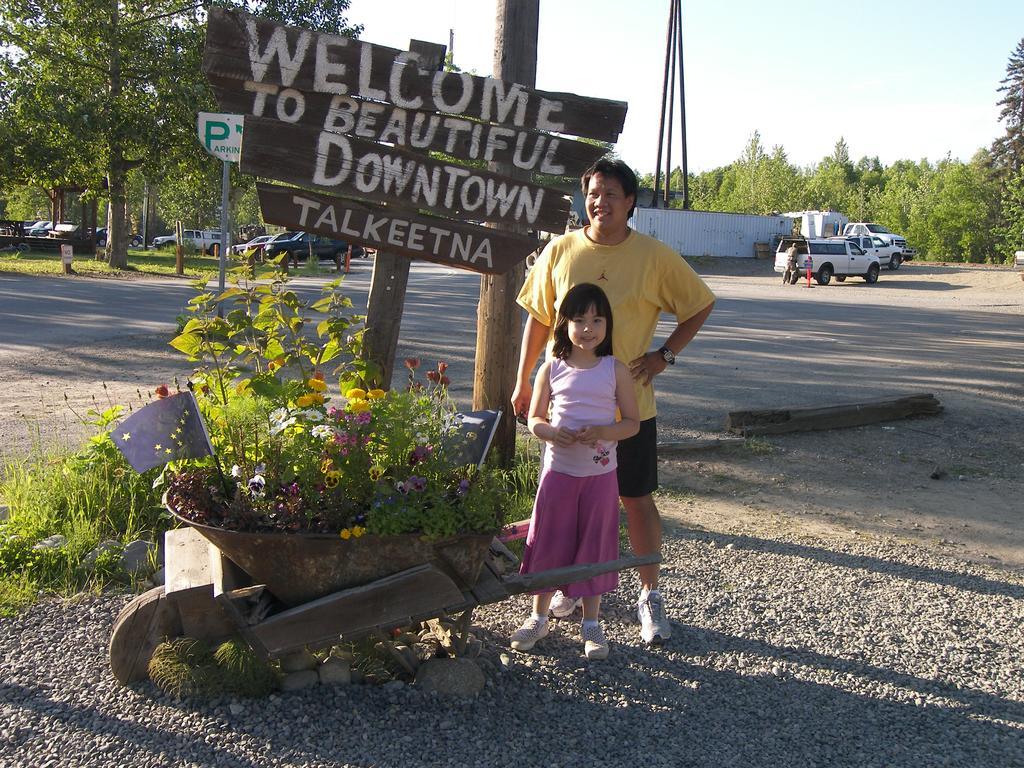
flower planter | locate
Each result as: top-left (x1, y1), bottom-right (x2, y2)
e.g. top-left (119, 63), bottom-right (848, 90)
top-left (167, 503), bottom-right (493, 607)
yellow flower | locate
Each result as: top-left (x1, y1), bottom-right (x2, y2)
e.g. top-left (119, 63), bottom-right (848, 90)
top-left (320, 458), bottom-right (334, 473)
top-left (308, 377), bottom-right (327, 392)
top-left (296, 393), bottom-right (324, 407)
top-left (352, 526), bottom-right (366, 538)
top-left (367, 389), bottom-right (386, 400)
top-left (347, 398), bottom-right (370, 413)
top-left (369, 465), bottom-right (384, 481)
top-left (339, 528), bottom-right (351, 540)
top-left (345, 387), bottom-right (367, 400)
top-left (324, 470), bottom-right (341, 488)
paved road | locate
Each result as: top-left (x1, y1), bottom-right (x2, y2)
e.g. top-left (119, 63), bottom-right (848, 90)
top-left (0, 262), bottom-right (1020, 450)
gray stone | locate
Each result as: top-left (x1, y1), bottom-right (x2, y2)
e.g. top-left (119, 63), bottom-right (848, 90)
top-left (0, 504), bottom-right (9, 521)
top-left (279, 649), bottom-right (317, 673)
top-left (414, 658), bottom-right (485, 697)
top-left (318, 657), bottom-right (351, 685)
top-left (119, 539), bottom-right (153, 574)
top-left (32, 534), bottom-right (66, 551)
top-left (83, 540), bottom-right (120, 567)
top-left (280, 670), bottom-right (318, 692)
top-left (151, 567), bottom-right (165, 586)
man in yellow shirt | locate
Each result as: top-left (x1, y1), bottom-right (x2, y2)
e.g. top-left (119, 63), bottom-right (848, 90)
top-left (513, 157), bottom-right (715, 644)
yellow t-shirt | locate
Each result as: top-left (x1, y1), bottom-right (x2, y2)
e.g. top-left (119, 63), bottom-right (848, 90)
top-left (517, 228), bottom-right (715, 420)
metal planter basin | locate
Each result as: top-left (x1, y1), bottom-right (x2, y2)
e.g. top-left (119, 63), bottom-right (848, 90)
top-left (167, 504), bottom-right (493, 607)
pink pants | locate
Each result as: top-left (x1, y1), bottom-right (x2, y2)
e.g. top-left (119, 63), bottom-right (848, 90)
top-left (519, 469), bottom-right (620, 598)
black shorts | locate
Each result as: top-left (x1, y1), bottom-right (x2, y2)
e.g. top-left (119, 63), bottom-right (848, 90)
top-left (616, 417), bottom-right (658, 498)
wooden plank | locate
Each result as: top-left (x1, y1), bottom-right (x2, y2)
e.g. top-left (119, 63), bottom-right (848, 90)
top-left (108, 586), bottom-right (182, 685)
top-left (210, 78), bottom-right (606, 176)
top-left (469, 560), bottom-right (513, 605)
top-left (203, 8), bottom-right (627, 142)
top-left (160, 531), bottom-right (249, 643)
top-left (241, 117), bottom-right (570, 233)
top-left (657, 437), bottom-right (746, 455)
top-left (248, 564), bottom-right (467, 657)
top-left (163, 527), bottom-right (213, 597)
top-left (501, 553), bottom-right (662, 595)
top-left (725, 393), bottom-right (943, 436)
top-left (257, 182), bottom-right (540, 275)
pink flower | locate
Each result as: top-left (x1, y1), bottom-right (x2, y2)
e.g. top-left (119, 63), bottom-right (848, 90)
top-left (405, 357), bottom-right (420, 370)
top-left (437, 361), bottom-right (448, 375)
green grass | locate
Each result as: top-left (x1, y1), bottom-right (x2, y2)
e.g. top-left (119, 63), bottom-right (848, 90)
top-left (0, 246), bottom-right (223, 279)
top-left (0, 429), bottom-right (168, 615)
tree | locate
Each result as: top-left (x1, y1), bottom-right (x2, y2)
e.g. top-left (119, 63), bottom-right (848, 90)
top-left (992, 37), bottom-right (1024, 174)
top-left (0, 1), bottom-right (360, 267)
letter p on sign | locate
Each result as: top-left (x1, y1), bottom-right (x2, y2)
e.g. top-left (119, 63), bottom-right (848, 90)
top-left (197, 112), bottom-right (243, 162)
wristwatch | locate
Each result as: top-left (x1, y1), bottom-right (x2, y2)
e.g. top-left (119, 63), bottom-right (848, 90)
top-left (657, 346), bottom-right (676, 365)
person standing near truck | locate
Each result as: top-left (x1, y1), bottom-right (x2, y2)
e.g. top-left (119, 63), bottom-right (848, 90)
top-left (782, 243), bottom-right (799, 285)
top-left (512, 156), bottom-right (715, 645)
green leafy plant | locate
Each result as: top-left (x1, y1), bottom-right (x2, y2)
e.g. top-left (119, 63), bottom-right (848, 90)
top-left (161, 264), bottom-right (506, 539)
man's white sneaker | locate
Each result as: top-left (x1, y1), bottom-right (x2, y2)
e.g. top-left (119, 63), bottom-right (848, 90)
top-left (549, 590), bottom-right (581, 618)
top-left (637, 589), bottom-right (672, 644)
top-left (582, 622), bottom-right (609, 660)
top-left (510, 616), bottom-right (549, 651)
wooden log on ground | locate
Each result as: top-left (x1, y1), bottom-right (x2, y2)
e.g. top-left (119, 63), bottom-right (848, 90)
top-left (657, 436), bottom-right (745, 455)
top-left (725, 393), bottom-right (943, 436)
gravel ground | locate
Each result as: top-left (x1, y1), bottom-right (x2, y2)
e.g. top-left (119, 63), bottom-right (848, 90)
top-left (2, 526), bottom-right (1022, 768)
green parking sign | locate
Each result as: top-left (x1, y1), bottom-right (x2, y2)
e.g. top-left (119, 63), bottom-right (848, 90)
top-left (197, 112), bottom-right (243, 162)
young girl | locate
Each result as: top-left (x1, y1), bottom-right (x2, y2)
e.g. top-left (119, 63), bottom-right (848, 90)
top-left (510, 282), bottom-right (640, 660)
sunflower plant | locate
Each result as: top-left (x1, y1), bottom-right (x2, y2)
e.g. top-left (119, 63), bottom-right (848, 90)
top-left (160, 262), bottom-right (504, 539)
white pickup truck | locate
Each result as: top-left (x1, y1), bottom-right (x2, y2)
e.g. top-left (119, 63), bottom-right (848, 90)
top-left (843, 234), bottom-right (905, 270)
top-left (151, 229), bottom-right (222, 252)
top-left (775, 237), bottom-right (881, 285)
top-left (842, 223), bottom-right (913, 263)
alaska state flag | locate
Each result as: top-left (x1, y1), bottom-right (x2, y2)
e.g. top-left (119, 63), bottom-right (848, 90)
top-left (446, 410), bottom-right (502, 469)
top-left (111, 391), bottom-right (214, 473)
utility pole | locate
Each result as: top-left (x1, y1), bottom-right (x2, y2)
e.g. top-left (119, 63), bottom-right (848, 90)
top-left (652, 0), bottom-right (690, 210)
top-left (473, 0), bottom-right (539, 467)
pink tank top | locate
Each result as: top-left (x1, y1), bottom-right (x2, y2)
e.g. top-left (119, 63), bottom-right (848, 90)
top-left (542, 356), bottom-right (618, 477)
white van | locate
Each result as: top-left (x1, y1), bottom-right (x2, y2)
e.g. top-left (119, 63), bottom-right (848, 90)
top-left (775, 237), bottom-right (881, 285)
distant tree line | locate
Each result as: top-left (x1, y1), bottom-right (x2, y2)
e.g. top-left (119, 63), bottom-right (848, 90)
top-left (640, 38), bottom-right (1024, 265)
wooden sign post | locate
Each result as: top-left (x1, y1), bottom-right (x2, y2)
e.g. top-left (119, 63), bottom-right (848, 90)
top-left (60, 244), bottom-right (74, 275)
top-left (201, 7), bottom-right (627, 397)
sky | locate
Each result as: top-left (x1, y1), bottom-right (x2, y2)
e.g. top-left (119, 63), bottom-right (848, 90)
top-left (345, 0), bottom-right (1024, 174)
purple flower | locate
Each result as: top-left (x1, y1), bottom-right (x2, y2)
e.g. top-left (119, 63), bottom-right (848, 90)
top-left (408, 444), bottom-right (433, 466)
top-left (456, 478), bottom-right (471, 497)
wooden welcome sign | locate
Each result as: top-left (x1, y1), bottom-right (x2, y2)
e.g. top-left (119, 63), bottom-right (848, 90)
top-left (202, 8), bottom-right (628, 274)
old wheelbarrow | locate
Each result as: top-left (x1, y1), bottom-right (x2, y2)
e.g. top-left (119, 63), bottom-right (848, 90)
top-left (109, 519), bottom-right (659, 684)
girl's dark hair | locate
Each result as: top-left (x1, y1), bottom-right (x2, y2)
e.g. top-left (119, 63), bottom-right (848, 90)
top-left (551, 282), bottom-right (614, 360)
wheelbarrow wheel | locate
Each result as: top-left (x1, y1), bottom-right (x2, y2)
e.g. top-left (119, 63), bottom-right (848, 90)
top-left (108, 586), bottom-right (182, 685)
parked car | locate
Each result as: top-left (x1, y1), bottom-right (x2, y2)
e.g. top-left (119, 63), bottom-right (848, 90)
top-left (774, 237), bottom-right (880, 285)
top-left (151, 229), bottom-right (223, 252)
top-left (26, 220), bottom-right (53, 237)
top-left (230, 234), bottom-right (274, 255)
top-left (264, 232), bottom-right (363, 262)
top-left (843, 234), bottom-right (904, 270)
top-left (96, 228), bottom-right (143, 247)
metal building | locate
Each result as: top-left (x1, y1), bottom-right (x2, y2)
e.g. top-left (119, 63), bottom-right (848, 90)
top-left (629, 208), bottom-right (795, 259)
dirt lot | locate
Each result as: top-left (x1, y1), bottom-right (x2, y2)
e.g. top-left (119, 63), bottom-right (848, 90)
top-left (655, 259), bottom-right (1024, 571)
top-left (1, 259), bottom-right (1021, 572)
